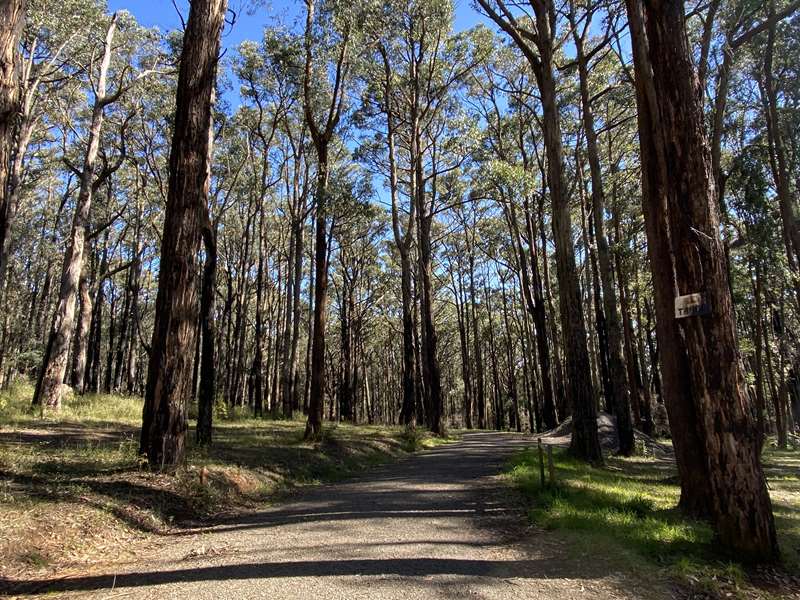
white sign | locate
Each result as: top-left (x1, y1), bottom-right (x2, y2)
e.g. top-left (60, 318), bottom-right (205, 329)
top-left (675, 293), bottom-right (710, 319)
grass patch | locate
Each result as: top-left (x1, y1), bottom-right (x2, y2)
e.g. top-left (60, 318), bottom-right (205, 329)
top-left (399, 426), bottom-right (460, 452)
top-left (0, 380), bottom-right (143, 425)
top-left (505, 446), bottom-right (800, 599)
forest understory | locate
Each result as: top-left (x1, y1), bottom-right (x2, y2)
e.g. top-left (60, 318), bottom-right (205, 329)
top-left (506, 447), bottom-right (800, 600)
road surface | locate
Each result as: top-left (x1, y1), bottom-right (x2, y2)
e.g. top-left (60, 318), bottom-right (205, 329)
top-left (5, 432), bottom-right (667, 599)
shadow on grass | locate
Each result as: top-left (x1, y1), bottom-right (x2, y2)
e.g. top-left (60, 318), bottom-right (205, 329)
top-left (507, 449), bottom-right (733, 562)
top-left (507, 446), bottom-right (800, 596)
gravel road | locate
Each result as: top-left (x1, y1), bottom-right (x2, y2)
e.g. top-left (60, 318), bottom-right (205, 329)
top-left (6, 432), bottom-right (669, 599)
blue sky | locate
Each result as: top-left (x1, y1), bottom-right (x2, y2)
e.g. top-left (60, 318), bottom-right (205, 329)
top-left (105, 1), bottom-right (492, 208)
top-left (108, 0), bottom-right (487, 52)
top-left (108, 1), bottom-right (489, 111)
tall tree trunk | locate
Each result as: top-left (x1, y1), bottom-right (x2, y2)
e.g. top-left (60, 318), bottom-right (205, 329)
top-left (280, 218), bottom-right (299, 418)
top-left (400, 251), bottom-right (417, 427)
top-left (523, 201), bottom-right (556, 429)
top-left (288, 218), bottom-right (304, 416)
top-left (751, 261), bottom-right (766, 448)
top-left (469, 261), bottom-right (486, 429)
top-left (140, 0), bottom-right (226, 469)
top-left (501, 276), bottom-right (520, 432)
top-left (452, 264), bottom-right (473, 429)
top-left (486, 282), bottom-right (504, 430)
top-left (306, 152), bottom-right (330, 438)
top-left (112, 266), bottom-right (134, 392)
top-left (87, 246), bottom-right (105, 394)
top-left (70, 272), bottom-right (92, 393)
top-left (625, 0), bottom-right (777, 559)
top-left (103, 290), bottom-right (115, 393)
top-left (476, 0), bottom-right (597, 447)
top-left (417, 210), bottom-right (444, 435)
top-left (761, 12), bottom-right (800, 309)
top-left (536, 9), bottom-right (600, 463)
top-left (125, 244), bottom-right (142, 394)
top-left (379, 48), bottom-right (417, 428)
top-left (339, 274), bottom-right (354, 421)
top-left (573, 29), bottom-right (634, 453)
top-left (0, 0), bottom-right (24, 294)
top-left (302, 0), bottom-right (350, 438)
top-left (196, 225), bottom-right (216, 446)
top-left (252, 210), bottom-right (266, 419)
top-left (633, 280), bottom-right (654, 435)
top-left (34, 16), bottom-right (117, 409)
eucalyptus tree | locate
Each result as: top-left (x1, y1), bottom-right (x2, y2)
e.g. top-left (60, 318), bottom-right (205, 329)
top-left (475, 0), bottom-right (601, 462)
top-left (759, 5), bottom-right (800, 309)
top-left (140, 0), bottom-right (227, 469)
top-left (302, 0), bottom-right (366, 439)
top-left (330, 186), bottom-right (386, 421)
top-left (566, 0), bottom-right (634, 454)
top-left (34, 11), bottom-right (160, 409)
top-left (624, 0), bottom-right (778, 558)
top-left (356, 0), bottom-right (419, 427)
top-left (2, 0), bottom-right (112, 297)
top-left (360, 0), bottom-right (487, 434)
top-left (234, 30), bottom-right (300, 420)
top-left (467, 45), bottom-right (558, 431)
top-left (0, 0), bottom-right (25, 294)
top-left (277, 114), bottom-right (312, 419)
top-left (193, 118), bottom-right (247, 444)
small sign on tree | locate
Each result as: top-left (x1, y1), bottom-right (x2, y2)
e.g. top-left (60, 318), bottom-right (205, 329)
top-left (675, 293), bottom-right (711, 319)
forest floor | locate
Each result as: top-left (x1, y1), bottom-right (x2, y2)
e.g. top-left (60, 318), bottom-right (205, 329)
top-left (0, 382), bottom-right (797, 599)
top-left (0, 430), bottom-right (674, 600)
top-left (0, 382), bottom-right (451, 591)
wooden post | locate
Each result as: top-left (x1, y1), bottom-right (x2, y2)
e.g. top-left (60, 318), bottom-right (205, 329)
top-left (547, 445), bottom-right (555, 485)
top-left (537, 438), bottom-right (545, 487)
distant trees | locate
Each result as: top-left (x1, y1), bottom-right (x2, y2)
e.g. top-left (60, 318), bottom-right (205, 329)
top-left (476, 0), bottom-right (602, 462)
top-left (34, 13), bottom-right (125, 409)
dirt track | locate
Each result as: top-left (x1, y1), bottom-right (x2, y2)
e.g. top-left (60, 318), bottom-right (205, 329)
top-left (2, 432), bottom-right (669, 599)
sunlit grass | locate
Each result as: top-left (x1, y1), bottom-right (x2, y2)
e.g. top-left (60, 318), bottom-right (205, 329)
top-left (0, 380), bottom-right (143, 425)
top-left (507, 449), bottom-right (712, 559)
top-left (506, 446), bottom-right (800, 598)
